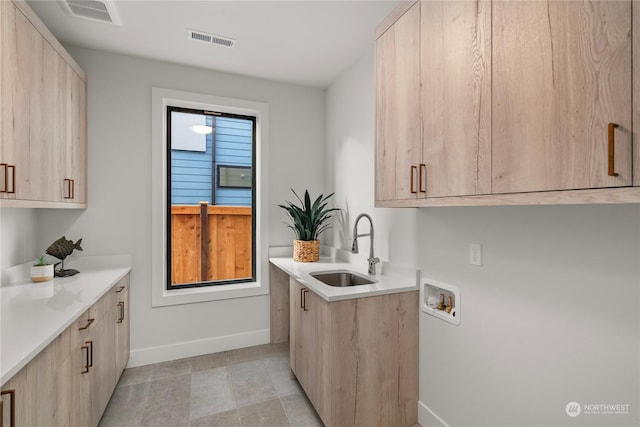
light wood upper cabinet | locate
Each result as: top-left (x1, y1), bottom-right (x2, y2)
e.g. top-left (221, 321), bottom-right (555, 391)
top-left (492, 0), bottom-right (632, 193)
top-left (1, 1), bottom-right (35, 201)
top-left (375, 1), bottom-right (421, 202)
top-left (421, 0), bottom-right (491, 197)
top-left (375, 0), bottom-right (639, 206)
top-left (65, 69), bottom-right (88, 204)
top-left (0, 0), bottom-right (87, 207)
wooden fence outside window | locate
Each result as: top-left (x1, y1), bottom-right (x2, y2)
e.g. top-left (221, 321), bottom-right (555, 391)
top-left (170, 203), bottom-right (252, 286)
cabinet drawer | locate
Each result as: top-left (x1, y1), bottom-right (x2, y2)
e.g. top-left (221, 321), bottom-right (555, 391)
top-left (72, 309), bottom-right (93, 344)
top-left (91, 289), bottom-right (115, 323)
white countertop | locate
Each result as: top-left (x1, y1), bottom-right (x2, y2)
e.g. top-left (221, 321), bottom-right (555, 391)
top-left (269, 256), bottom-right (418, 302)
top-left (1, 255), bottom-right (132, 386)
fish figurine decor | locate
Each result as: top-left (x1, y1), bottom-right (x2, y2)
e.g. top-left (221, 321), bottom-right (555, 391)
top-left (46, 236), bottom-right (83, 277)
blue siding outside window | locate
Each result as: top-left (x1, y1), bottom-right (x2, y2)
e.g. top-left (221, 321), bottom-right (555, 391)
top-left (170, 116), bottom-right (252, 206)
top-left (170, 116), bottom-right (214, 205)
top-left (214, 117), bottom-right (252, 206)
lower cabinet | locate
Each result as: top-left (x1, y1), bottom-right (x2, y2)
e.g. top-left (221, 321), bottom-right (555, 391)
top-left (115, 274), bottom-right (130, 381)
top-left (0, 273), bottom-right (131, 427)
top-left (289, 278), bottom-right (419, 427)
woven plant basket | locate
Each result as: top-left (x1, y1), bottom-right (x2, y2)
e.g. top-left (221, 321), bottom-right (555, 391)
top-left (293, 240), bottom-right (320, 262)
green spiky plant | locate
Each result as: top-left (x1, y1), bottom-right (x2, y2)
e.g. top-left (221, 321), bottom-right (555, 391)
top-left (34, 255), bottom-right (50, 266)
top-left (278, 189), bottom-right (340, 241)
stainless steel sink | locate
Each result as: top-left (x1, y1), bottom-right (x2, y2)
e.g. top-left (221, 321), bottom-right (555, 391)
top-left (309, 270), bottom-right (377, 287)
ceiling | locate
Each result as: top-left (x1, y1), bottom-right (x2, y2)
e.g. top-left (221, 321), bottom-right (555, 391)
top-left (26, 0), bottom-right (399, 88)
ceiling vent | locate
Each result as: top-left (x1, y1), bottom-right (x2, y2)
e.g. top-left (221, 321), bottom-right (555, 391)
top-left (58, 0), bottom-right (123, 26)
top-left (187, 29), bottom-right (235, 48)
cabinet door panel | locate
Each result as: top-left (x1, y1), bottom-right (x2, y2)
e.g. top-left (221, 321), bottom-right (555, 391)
top-left (0, 0), bottom-right (15, 200)
top-left (375, 2), bottom-right (421, 202)
top-left (70, 337), bottom-right (92, 427)
top-left (421, 0), bottom-right (491, 197)
top-left (1, 4), bottom-right (38, 200)
top-left (65, 70), bottom-right (87, 203)
top-left (289, 279), bottom-right (328, 423)
top-left (91, 293), bottom-right (116, 425)
top-left (115, 288), bottom-right (130, 379)
top-left (40, 41), bottom-right (67, 202)
top-left (493, 0), bottom-right (632, 193)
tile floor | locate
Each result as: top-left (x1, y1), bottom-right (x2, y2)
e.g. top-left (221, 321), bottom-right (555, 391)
top-left (99, 342), bottom-right (324, 427)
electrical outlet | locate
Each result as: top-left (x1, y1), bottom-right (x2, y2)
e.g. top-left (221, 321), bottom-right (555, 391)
top-left (469, 243), bottom-right (482, 266)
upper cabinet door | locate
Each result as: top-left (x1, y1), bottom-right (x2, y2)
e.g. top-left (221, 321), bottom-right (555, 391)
top-left (421, 0), bottom-right (491, 197)
top-left (375, 2), bottom-right (421, 202)
top-left (493, 1), bottom-right (632, 193)
top-left (65, 69), bottom-right (88, 204)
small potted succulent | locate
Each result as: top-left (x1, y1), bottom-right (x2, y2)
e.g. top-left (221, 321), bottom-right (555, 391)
top-left (279, 189), bottom-right (340, 262)
top-left (31, 256), bottom-right (54, 282)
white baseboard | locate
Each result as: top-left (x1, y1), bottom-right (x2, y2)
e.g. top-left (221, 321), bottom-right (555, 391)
top-left (418, 400), bottom-right (449, 427)
top-left (127, 328), bottom-right (271, 368)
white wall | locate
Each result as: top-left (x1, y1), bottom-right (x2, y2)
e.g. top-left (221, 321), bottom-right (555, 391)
top-left (0, 208), bottom-right (38, 269)
top-left (418, 205), bottom-right (639, 426)
top-left (34, 47), bottom-right (326, 364)
top-left (326, 50), bottom-right (640, 426)
top-left (325, 48), bottom-right (417, 268)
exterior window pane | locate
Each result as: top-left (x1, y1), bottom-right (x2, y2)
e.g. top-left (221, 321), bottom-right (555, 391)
top-left (167, 107), bottom-right (255, 288)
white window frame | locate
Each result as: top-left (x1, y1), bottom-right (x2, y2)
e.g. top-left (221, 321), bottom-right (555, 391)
top-left (151, 87), bottom-right (269, 307)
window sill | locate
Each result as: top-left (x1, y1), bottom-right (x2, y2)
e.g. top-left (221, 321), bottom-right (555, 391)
top-left (152, 280), bottom-right (268, 307)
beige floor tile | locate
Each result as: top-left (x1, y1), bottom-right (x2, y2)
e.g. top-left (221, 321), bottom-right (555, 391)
top-left (140, 374), bottom-right (191, 427)
top-left (190, 409), bottom-right (241, 427)
top-left (191, 351), bottom-right (229, 373)
top-left (227, 343), bottom-right (288, 365)
top-left (116, 364), bottom-right (155, 388)
top-left (151, 357), bottom-right (193, 381)
top-left (109, 343), bottom-right (324, 427)
top-left (99, 382), bottom-right (149, 427)
top-left (280, 393), bottom-right (323, 427)
top-left (263, 355), bottom-right (303, 397)
top-left (237, 399), bottom-right (290, 427)
top-left (228, 360), bottom-right (278, 407)
top-left (190, 367), bottom-right (235, 419)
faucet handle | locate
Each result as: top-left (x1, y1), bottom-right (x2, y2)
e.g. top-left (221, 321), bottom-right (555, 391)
top-left (368, 257), bottom-right (380, 275)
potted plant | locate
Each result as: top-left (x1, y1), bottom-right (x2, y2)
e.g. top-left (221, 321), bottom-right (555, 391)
top-left (31, 256), bottom-right (54, 282)
top-left (279, 189), bottom-right (340, 262)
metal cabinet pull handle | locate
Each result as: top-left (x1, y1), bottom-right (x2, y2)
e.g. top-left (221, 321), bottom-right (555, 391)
top-left (0, 164), bottom-right (7, 193)
top-left (81, 344), bottom-right (90, 374)
top-left (302, 288), bottom-right (309, 311)
top-left (410, 166), bottom-right (417, 194)
top-left (116, 285), bottom-right (126, 293)
top-left (0, 389), bottom-right (15, 427)
top-left (71, 179), bottom-right (75, 199)
top-left (64, 179), bottom-right (72, 199)
top-left (608, 123), bottom-right (619, 177)
top-left (87, 340), bottom-right (94, 368)
top-left (78, 317), bottom-right (95, 331)
top-left (6, 166), bottom-right (15, 194)
top-left (117, 301), bottom-right (125, 323)
top-left (419, 164), bottom-right (426, 193)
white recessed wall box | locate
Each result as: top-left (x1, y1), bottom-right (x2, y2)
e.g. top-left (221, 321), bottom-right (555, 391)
top-left (420, 277), bottom-right (461, 326)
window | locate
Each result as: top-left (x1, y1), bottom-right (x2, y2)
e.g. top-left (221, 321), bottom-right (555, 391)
top-left (151, 88), bottom-right (269, 307)
top-left (167, 107), bottom-right (256, 289)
